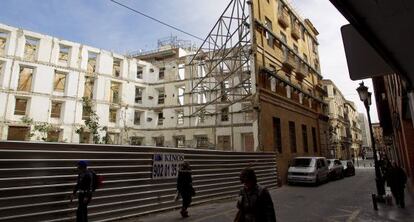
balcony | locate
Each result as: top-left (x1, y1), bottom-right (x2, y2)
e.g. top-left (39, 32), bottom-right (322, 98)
top-left (295, 60), bottom-right (309, 82)
top-left (291, 24), bottom-right (301, 40)
top-left (282, 49), bottom-right (296, 73)
top-left (278, 10), bottom-right (290, 29)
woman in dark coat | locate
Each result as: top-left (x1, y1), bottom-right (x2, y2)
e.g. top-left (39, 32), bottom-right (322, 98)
top-left (177, 162), bottom-right (194, 217)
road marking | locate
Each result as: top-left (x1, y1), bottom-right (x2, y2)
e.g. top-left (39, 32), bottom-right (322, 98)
top-left (346, 209), bottom-right (360, 222)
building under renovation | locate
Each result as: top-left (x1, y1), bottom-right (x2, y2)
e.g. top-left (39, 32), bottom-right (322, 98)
top-left (0, 0), bottom-right (329, 182)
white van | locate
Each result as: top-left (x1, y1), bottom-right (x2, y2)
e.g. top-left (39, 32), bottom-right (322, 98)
top-left (287, 157), bottom-right (329, 185)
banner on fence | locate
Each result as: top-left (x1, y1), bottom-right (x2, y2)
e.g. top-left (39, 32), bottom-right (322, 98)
top-left (152, 153), bottom-right (184, 179)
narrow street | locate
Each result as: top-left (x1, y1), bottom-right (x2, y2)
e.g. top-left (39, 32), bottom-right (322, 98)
top-left (121, 168), bottom-right (413, 222)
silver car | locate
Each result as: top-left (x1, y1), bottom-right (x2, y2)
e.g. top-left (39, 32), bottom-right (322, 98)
top-left (287, 157), bottom-right (329, 185)
top-left (327, 159), bottom-right (344, 180)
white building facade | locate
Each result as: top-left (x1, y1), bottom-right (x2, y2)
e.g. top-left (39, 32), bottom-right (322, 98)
top-left (0, 23), bottom-right (254, 150)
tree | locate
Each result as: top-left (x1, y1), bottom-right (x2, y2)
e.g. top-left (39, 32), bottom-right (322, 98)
top-left (75, 97), bottom-right (109, 144)
top-left (20, 116), bottom-right (58, 142)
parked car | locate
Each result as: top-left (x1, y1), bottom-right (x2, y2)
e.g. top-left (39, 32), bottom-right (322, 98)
top-left (341, 160), bottom-right (355, 176)
top-left (327, 159), bottom-right (344, 180)
top-left (287, 157), bottom-right (329, 185)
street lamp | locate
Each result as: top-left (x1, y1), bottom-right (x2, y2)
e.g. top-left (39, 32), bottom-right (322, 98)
top-left (356, 82), bottom-right (385, 206)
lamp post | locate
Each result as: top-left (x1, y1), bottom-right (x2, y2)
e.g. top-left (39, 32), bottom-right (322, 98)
top-left (356, 82), bottom-right (385, 203)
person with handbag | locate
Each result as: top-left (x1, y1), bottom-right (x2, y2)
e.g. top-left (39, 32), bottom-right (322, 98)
top-left (176, 161), bottom-right (195, 218)
top-left (235, 167), bottom-right (276, 222)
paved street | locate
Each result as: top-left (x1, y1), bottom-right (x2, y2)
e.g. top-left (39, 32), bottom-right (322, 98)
top-left (119, 168), bottom-right (413, 222)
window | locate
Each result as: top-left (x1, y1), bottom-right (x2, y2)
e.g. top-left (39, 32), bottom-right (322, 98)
top-left (198, 64), bottom-right (206, 77)
top-left (273, 117), bottom-right (282, 153)
top-left (303, 54), bottom-right (308, 63)
top-left (47, 129), bottom-right (61, 142)
top-left (108, 133), bottom-right (120, 144)
top-left (221, 107), bottom-right (229, 121)
top-left (242, 103), bottom-right (253, 121)
top-left (18, 67), bottom-right (33, 92)
top-left (109, 108), bottom-right (117, 123)
top-left (50, 101), bottom-right (62, 118)
top-left (113, 58), bottom-right (121, 77)
top-left (177, 110), bottom-right (184, 125)
top-left (14, 98), bottom-right (28, 115)
top-left (24, 36), bottom-right (39, 60)
top-left (220, 81), bottom-right (229, 102)
top-left (157, 89), bottom-right (165, 104)
top-left (0, 31), bottom-right (7, 54)
top-left (217, 135), bottom-right (231, 151)
top-left (159, 67), bottom-right (165, 80)
top-left (293, 44), bottom-right (298, 53)
top-left (289, 121), bottom-right (297, 153)
top-left (178, 86), bottom-right (185, 105)
top-left (82, 105), bottom-right (91, 120)
top-left (302, 124), bottom-right (308, 153)
top-left (312, 127), bottom-right (318, 153)
top-left (312, 40), bottom-right (318, 53)
top-left (280, 32), bottom-right (287, 43)
top-left (130, 136), bottom-right (144, 145)
top-left (87, 52), bottom-right (97, 73)
top-left (175, 136), bottom-right (185, 148)
top-left (264, 17), bottom-right (274, 47)
top-left (79, 132), bottom-right (90, 143)
top-left (196, 135), bottom-right (209, 149)
top-left (158, 112), bottom-right (164, 125)
top-left (7, 126), bottom-right (30, 141)
top-left (84, 76), bottom-right (94, 99)
top-left (54, 71), bottom-right (66, 92)
top-left (110, 82), bottom-right (121, 103)
top-left (178, 64), bottom-right (185, 80)
top-left (135, 87), bottom-right (143, 104)
top-left (134, 110), bottom-right (141, 125)
top-left (136, 65), bottom-right (143, 79)
top-left (154, 136), bottom-right (164, 147)
top-left (58, 44), bottom-right (70, 63)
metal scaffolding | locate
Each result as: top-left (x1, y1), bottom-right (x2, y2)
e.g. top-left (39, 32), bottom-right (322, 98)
top-left (188, 0), bottom-right (253, 119)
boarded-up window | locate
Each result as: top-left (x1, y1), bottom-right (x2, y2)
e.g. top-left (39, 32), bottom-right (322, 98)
top-left (177, 110), bottom-right (184, 125)
top-left (24, 37), bottom-right (39, 60)
top-left (130, 136), bottom-right (144, 145)
top-left (54, 71), bottom-right (66, 92)
top-left (47, 129), bottom-right (61, 142)
top-left (157, 112), bottom-right (163, 125)
top-left (87, 52), bottom-right (97, 73)
top-left (135, 87), bottom-right (143, 103)
top-left (137, 66), bottom-right (143, 79)
top-left (14, 98), bottom-right (28, 115)
top-left (134, 110), bottom-right (141, 125)
top-left (79, 132), bottom-right (90, 143)
top-left (196, 135), bottom-right (209, 149)
top-left (59, 44), bottom-right (70, 63)
top-left (113, 58), bottom-right (121, 77)
top-left (109, 108), bottom-right (117, 123)
top-left (217, 135), bottom-right (231, 150)
top-left (221, 107), bottom-right (229, 121)
top-left (18, 67), bottom-right (33, 92)
top-left (158, 89), bottom-right (165, 104)
top-left (83, 76), bottom-right (94, 99)
top-left (110, 82), bottom-right (121, 103)
top-left (242, 133), bottom-right (254, 152)
top-left (159, 67), bottom-right (165, 80)
top-left (175, 136), bottom-right (185, 148)
top-left (50, 101), bottom-right (62, 118)
top-left (154, 136), bottom-right (164, 147)
top-left (82, 105), bottom-right (90, 120)
top-left (0, 31), bottom-right (7, 54)
top-left (7, 126), bottom-right (30, 141)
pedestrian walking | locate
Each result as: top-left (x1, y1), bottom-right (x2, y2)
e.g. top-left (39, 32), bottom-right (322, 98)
top-left (385, 162), bottom-right (407, 208)
top-left (176, 162), bottom-right (195, 218)
top-left (235, 167), bottom-right (276, 222)
top-left (70, 160), bottom-right (93, 222)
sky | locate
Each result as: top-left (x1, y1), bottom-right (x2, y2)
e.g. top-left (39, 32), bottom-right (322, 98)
top-left (0, 0), bottom-right (378, 122)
